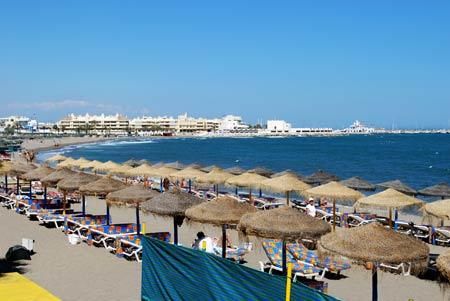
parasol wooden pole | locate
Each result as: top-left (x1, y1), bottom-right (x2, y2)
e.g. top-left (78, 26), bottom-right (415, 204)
top-left (333, 200), bottom-right (336, 231)
top-left (44, 186), bottom-right (47, 202)
top-left (106, 204), bottom-right (110, 225)
top-left (388, 208), bottom-right (392, 229)
top-left (136, 203), bottom-right (141, 236)
top-left (286, 191), bottom-right (290, 206)
top-left (188, 179), bottom-right (192, 193)
top-left (282, 239), bottom-right (287, 275)
top-left (221, 224), bottom-right (226, 258)
top-left (63, 192), bottom-right (67, 215)
top-left (29, 180), bottom-right (32, 199)
top-left (16, 177), bottom-right (19, 194)
top-left (216, 184), bottom-right (219, 197)
top-left (249, 188), bottom-right (253, 204)
top-left (372, 265), bottom-right (378, 301)
top-left (4, 174), bottom-right (8, 192)
top-left (285, 262), bottom-right (293, 301)
top-left (81, 194), bottom-right (86, 216)
top-left (173, 217), bottom-right (178, 245)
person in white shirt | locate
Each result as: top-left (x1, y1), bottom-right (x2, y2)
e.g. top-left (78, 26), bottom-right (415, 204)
top-left (192, 231), bottom-right (214, 253)
top-left (306, 197), bottom-right (316, 217)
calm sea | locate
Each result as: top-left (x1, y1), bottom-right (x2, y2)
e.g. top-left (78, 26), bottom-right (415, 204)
top-left (38, 134), bottom-right (450, 191)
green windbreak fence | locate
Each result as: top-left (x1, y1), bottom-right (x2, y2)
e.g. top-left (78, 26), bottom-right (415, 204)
top-left (141, 237), bottom-right (341, 301)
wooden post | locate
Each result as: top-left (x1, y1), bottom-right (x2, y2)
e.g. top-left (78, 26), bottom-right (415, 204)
top-left (286, 191), bottom-right (290, 206)
top-left (221, 224), bottom-right (227, 259)
top-left (173, 217), bottom-right (178, 245)
top-left (372, 265), bottom-right (378, 301)
top-left (106, 204), bottom-right (110, 225)
top-left (136, 204), bottom-right (141, 236)
top-left (44, 186), bottom-right (47, 202)
top-left (285, 262), bottom-right (293, 301)
top-left (16, 177), bottom-right (19, 195)
top-left (82, 194), bottom-right (86, 216)
top-left (389, 208), bottom-right (392, 229)
top-left (216, 184), bottom-right (219, 197)
top-left (333, 200), bottom-right (336, 231)
top-left (63, 192), bottom-right (67, 215)
top-left (4, 174), bottom-right (8, 193)
top-left (29, 180), bottom-right (32, 199)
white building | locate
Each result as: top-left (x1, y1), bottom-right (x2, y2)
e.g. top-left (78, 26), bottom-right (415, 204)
top-left (130, 116), bottom-right (177, 132)
top-left (0, 116), bottom-right (37, 133)
top-left (339, 120), bottom-right (376, 134)
top-left (58, 113), bottom-right (130, 134)
top-left (267, 120), bottom-right (292, 133)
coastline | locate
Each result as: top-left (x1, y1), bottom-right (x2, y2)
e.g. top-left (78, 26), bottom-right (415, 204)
top-left (20, 136), bottom-right (120, 154)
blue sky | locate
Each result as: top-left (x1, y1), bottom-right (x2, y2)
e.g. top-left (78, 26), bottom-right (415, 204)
top-left (0, 1), bottom-right (449, 128)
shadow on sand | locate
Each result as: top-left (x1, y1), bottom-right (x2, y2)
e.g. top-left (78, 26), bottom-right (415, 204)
top-left (0, 258), bottom-right (29, 277)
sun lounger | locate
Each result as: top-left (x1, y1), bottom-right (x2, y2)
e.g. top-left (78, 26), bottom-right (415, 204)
top-left (254, 199), bottom-right (285, 210)
top-left (37, 210), bottom-right (81, 228)
top-left (213, 243), bottom-right (253, 262)
top-left (261, 239), bottom-right (324, 281)
top-left (286, 242), bottom-right (350, 275)
top-left (65, 215), bottom-right (110, 239)
top-left (26, 203), bottom-right (67, 219)
top-left (344, 213), bottom-right (377, 227)
top-left (393, 220), bottom-right (413, 235)
top-left (88, 223), bottom-right (139, 249)
top-left (379, 262), bottom-right (412, 276)
top-left (412, 224), bottom-right (431, 242)
top-left (1, 195), bottom-right (16, 209)
top-left (435, 227), bottom-right (450, 246)
top-left (112, 232), bottom-right (171, 262)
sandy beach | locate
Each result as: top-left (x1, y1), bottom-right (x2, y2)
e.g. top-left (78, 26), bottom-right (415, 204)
top-left (0, 190), bottom-right (448, 301)
top-left (20, 136), bottom-right (117, 153)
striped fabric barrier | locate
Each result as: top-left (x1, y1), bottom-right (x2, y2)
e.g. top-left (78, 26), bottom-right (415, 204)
top-left (142, 237), bottom-right (340, 301)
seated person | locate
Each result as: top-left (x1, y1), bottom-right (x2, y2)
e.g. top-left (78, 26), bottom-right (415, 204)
top-left (192, 231), bottom-right (214, 253)
top-left (306, 197), bottom-right (316, 217)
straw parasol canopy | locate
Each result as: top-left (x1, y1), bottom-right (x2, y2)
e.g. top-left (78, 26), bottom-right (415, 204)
top-left (79, 160), bottom-right (103, 170)
top-left (185, 196), bottom-right (257, 226)
top-left (185, 163), bottom-right (203, 169)
top-left (93, 160), bottom-right (122, 172)
top-left (437, 249), bottom-right (450, 281)
top-left (318, 223), bottom-right (429, 271)
top-left (418, 183), bottom-right (450, 199)
top-left (56, 157), bottom-right (77, 168)
top-left (377, 180), bottom-right (417, 195)
top-left (126, 163), bottom-right (155, 177)
top-left (248, 167), bottom-right (273, 177)
top-left (45, 154), bottom-right (67, 162)
top-left (165, 161), bottom-right (185, 170)
top-left (79, 176), bottom-right (127, 195)
top-left (57, 172), bottom-right (100, 193)
top-left (225, 172), bottom-right (268, 189)
top-left (270, 170), bottom-right (303, 179)
top-left (0, 161), bottom-right (13, 175)
top-left (70, 157), bottom-right (91, 168)
top-left (109, 164), bottom-right (133, 176)
top-left (261, 174), bottom-right (311, 194)
top-left (304, 170), bottom-right (339, 185)
top-left (141, 188), bottom-right (205, 217)
top-left (304, 181), bottom-right (364, 202)
top-left (21, 166), bottom-right (55, 181)
top-left (170, 167), bottom-right (206, 180)
top-left (123, 159), bottom-right (141, 167)
top-left (355, 188), bottom-right (423, 210)
top-left (151, 166), bottom-right (178, 178)
top-left (10, 162), bottom-right (37, 176)
top-left (201, 165), bottom-right (218, 173)
top-left (340, 176), bottom-right (376, 191)
top-left (224, 166), bottom-right (246, 175)
top-left (41, 168), bottom-right (78, 187)
top-left (239, 206), bottom-right (331, 241)
top-left (422, 199), bottom-right (450, 220)
top-left (197, 167), bottom-right (234, 184)
top-left (106, 185), bottom-right (158, 206)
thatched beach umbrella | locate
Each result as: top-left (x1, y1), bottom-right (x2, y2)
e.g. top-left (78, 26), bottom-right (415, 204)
top-left (248, 167), bottom-right (274, 177)
top-left (170, 167), bottom-right (206, 192)
top-left (196, 168), bottom-right (234, 196)
top-left (94, 161), bottom-right (122, 173)
top-left (106, 185), bottom-right (159, 235)
top-left (109, 164), bottom-right (132, 178)
top-left (318, 223), bottom-right (429, 301)
top-left (127, 163), bottom-right (154, 177)
top-left (224, 166), bottom-right (246, 175)
top-left (70, 157), bottom-right (91, 168)
top-left (418, 183), bottom-right (450, 199)
top-left (305, 181), bottom-right (364, 230)
top-left (22, 165), bottom-right (55, 201)
top-left (79, 160), bottom-right (103, 171)
top-left (226, 172), bottom-right (268, 201)
top-left (239, 206), bottom-right (331, 274)
top-left (261, 174), bottom-right (311, 205)
top-left (151, 166), bottom-right (178, 180)
top-left (41, 168), bottom-right (78, 187)
top-left (270, 170), bottom-right (303, 180)
top-left (79, 177), bottom-right (127, 224)
top-left (340, 176), bottom-right (376, 191)
top-left (304, 170), bottom-right (339, 185)
top-left (355, 188), bottom-right (424, 228)
top-left (165, 161), bottom-right (185, 170)
top-left (422, 199), bottom-right (450, 226)
top-left (57, 172), bottom-right (100, 215)
top-left (123, 159), bottom-right (141, 167)
top-left (45, 154), bottom-right (67, 163)
top-left (377, 180), bottom-right (417, 196)
top-left (57, 157), bottom-right (77, 169)
top-left (10, 162), bottom-right (37, 195)
top-left (201, 165), bottom-right (218, 173)
top-left (437, 249), bottom-right (450, 281)
top-left (186, 196), bottom-right (256, 258)
top-left (141, 189), bottom-right (205, 244)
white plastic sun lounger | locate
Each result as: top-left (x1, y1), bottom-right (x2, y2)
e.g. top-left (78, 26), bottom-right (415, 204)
top-left (380, 262), bottom-right (411, 276)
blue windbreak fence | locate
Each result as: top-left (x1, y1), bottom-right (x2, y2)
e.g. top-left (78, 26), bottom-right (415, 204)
top-left (141, 237), bottom-right (341, 301)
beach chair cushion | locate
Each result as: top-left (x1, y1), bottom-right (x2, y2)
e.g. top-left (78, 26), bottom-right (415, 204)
top-left (287, 242), bottom-right (350, 272)
top-left (262, 239), bottom-right (322, 275)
